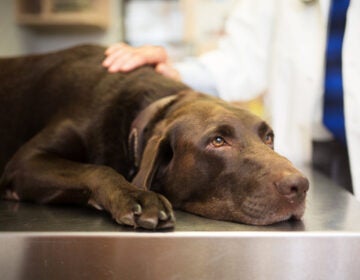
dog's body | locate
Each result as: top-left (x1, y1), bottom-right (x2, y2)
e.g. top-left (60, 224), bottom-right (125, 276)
top-left (0, 45), bottom-right (309, 229)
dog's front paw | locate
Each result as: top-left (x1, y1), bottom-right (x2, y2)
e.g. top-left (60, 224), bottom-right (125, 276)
top-left (110, 190), bottom-right (175, 230)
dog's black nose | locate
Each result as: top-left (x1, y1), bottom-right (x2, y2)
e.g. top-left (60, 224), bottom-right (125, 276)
top-left (275, 173), bottom-right (309, 201)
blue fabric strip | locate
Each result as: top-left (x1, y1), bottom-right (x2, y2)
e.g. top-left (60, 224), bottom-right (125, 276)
top-left (323, 0), bottom-right (350, 144)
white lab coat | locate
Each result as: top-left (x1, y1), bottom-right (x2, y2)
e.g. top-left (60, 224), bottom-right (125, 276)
top-left (177, 0), bottom-right (360, 198)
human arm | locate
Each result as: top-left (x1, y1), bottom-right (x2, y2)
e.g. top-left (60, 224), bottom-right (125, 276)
top-left (103, 0), bottom-right (276, 101)
top-left (102, 42), bottom-right (219, 95)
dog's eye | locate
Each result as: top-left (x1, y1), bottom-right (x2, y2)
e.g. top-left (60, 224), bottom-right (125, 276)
top-left (212, 136), bottom-right (226, 147)
top-left (264, 133), bottom-right (274, 146)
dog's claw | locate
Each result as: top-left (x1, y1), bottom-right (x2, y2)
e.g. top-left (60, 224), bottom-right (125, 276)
top-left (158, 210), bottom-right (167, 221)
top-left (169, 212), bottom-right (176, 222)
top-left (132, 203), bottom-right (142, 215)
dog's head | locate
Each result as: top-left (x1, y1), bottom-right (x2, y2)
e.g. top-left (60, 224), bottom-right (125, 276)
top-left (130, 91), bottom-right (309, 225)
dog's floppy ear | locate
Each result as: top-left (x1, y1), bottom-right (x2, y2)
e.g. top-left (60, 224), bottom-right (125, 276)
top-left (129, 95), bottom-right (177, 168)
top-left (131, 132), bottom-right (171, 189)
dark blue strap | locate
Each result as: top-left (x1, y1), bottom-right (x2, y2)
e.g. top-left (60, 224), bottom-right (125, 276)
top-left (323, 0), bottom-right (350, 144)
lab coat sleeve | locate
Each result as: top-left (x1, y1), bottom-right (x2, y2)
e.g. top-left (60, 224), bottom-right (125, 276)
top-left (174, 58), bottom-right (219, 97)
top-left (176, 0), bottom-right (276, 102)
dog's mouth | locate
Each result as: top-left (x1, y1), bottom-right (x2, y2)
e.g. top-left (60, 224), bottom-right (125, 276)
top-left (181, 190), bottom-right (307, 226)
top-left (237, 199), bottom-right (306, 226)
top-left (238, 211), bottom-right (305, 226)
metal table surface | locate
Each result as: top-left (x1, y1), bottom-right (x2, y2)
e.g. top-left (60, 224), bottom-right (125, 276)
top-left (1, 168), bottom-right (360, 280)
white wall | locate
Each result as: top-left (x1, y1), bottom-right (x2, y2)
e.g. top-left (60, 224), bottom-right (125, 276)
top-left (0, 0), bottom-right (31, 56)
top-left (0, 0), bottom-right (123, 56)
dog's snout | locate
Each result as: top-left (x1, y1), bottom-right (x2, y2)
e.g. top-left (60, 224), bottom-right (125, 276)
top-left (275, 173), bottom-right (309, 200)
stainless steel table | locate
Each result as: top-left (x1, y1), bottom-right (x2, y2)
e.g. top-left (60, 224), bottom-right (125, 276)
top-left (1, 168), bottom-right (360, 280)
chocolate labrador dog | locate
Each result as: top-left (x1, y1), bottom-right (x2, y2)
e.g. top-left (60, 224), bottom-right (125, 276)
top-left (0, 45), bottom-right (309, 229)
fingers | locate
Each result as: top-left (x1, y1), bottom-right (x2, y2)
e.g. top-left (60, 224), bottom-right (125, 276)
top-left (104, 42), bottom-right (127, 56)
top-left (139, 45), bottom-right (168, 65)
top-left (103, 43), bottom-right (140, 72)
top-left (104, 51), bottom-right (147, 73)
top-left (155, 62), bottom-right (181, 81)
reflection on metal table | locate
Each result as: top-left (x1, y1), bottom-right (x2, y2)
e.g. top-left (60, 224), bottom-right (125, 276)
top-left (1, 169), bottom-right (360, 280)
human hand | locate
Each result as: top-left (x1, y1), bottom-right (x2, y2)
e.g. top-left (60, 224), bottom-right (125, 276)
top-left (103, 43), bottom-right (181, 81)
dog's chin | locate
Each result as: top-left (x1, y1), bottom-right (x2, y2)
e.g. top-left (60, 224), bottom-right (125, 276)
top-left (238, 203), bottom-right (306, 226)
top-left (181, 197), bottom-right (306, 226)
top-left (246, 212), bottom-right (303, 226)
top-left (233, 201), bottom-right (305, 226)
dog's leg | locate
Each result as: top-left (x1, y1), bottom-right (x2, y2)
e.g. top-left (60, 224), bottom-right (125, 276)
top-left (0, 123), bottom-right (175, 230)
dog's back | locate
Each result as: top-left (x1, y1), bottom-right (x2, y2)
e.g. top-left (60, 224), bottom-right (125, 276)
top-left (0, 45), bottom-right (188, 172)
top-left (0, 46), bottom-right (103, 168)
